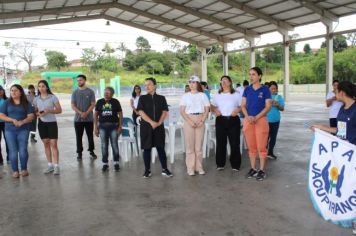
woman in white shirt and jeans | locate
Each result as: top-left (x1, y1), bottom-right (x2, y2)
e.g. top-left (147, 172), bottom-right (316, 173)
top-left (326, 80), bottom-right (343, 128)
top-left (211, 75), bottom-right (242, 171)
top-left (180, 76), bottom-right (210, 176)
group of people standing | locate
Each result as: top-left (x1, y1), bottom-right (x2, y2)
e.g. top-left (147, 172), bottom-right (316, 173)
top-left (179, 67), bottom-right (285, 181)
top-left (0, 66), bottom-right (288, 181)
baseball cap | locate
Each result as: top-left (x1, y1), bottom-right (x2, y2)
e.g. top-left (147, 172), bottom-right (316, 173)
top-left (188, 75), bottom-right (200, 83)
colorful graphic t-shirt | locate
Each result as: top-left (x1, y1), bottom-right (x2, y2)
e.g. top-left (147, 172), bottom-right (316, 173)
top-left (95, 98), bottom-right (122, 123)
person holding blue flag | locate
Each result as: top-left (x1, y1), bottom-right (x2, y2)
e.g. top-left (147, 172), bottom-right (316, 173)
top-left (266, 81), bottom-right (284, 160)
top-left (312, 81), bottom-right (356, 145)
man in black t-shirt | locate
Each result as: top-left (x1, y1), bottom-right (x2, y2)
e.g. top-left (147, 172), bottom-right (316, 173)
top-left (137, 77), bottom-right (173, 178)
top-left (94, 87), bottom-right (123, 172)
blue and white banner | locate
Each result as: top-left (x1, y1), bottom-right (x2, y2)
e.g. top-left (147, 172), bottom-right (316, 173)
top-left (308, 129), bottom-right (356, 227)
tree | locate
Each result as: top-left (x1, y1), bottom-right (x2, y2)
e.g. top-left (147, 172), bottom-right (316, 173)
top-left (321, 35), bottom-right (348, 52)
top-left (162, 37), bottom-right (182, 51)
top-left (303, 43), bottom-right (312, 54)
top-left (45, 50), bottom-right (68, 70)
top-left (145, 59), bottom-right (164, 75)
top-left (102, 43), bottom-right (115, 56)
top-left (117, 42), bottom-right (127, 60)
top-left (81, 48), bottom-right (99, 71)
top-left (346, 33), bottom-right (356, 46)
top-left (136, 36), bottom-right (151, 52)
top-left (7, 41), bottom-right (36, 72)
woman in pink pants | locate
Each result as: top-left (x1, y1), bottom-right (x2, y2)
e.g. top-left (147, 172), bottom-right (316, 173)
top-left (241, 67), bottom-right (272, 181)
top-left (180, 76), bottom-right (210, 176)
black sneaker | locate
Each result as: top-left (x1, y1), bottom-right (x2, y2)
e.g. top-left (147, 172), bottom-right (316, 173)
top-left (161, 169), bottom-right (173, 177)
top-left (267, 153), bottom-right (277, 160)
top-left (216, 167), bottom-right (225, 171)
top-left (77, 154), bottom-right (82, 161)
top-left (143, 170), bottom-right (152, 178)
top-left (89, 152), bottom-right (97, 160)
top-left (114, 164), bottom-right (120, 172)
top-left (256, 170), bottom-right (267, 181)
top-left (246, 168), bottom-right (258, 178)
top-left (102, 164), bottom-right (109, 172)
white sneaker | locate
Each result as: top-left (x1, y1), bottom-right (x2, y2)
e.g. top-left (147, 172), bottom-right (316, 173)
top-left (198, 170), bottom-right (206, 175)
top-left (53, 166), bottom-right (60, 175)
top-left (44, 166), bottom-right (54, 174)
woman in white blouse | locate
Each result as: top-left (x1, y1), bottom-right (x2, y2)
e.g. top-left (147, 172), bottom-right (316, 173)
top-left (180, 76), bottom-right (210, 176)
top-left (211, 75), bottom-right (242, 171)
top-left (130, 85), bottom-right (141, 124)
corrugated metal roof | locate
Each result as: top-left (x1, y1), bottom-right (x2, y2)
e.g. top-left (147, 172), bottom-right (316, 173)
top-left (0, 0), bottom-right (355, 47)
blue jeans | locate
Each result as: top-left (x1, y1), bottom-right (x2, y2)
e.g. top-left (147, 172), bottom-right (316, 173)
top-left (99, 123), bottom-right (119, 164)
top-left (5, 129), bottom-right (30, 172)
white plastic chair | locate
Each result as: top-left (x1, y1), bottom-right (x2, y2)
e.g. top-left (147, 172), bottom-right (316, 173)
top-left (119, 119), bottom-right (139, 162)
top-left (163, 106), bottom-right (185, 163)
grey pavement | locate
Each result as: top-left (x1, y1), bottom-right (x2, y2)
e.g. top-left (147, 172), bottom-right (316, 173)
top-left (0, 93), bottom-right (350, 236)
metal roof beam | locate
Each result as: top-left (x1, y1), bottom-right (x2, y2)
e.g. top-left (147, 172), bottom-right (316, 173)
top-left (0, 2), bottom-right (115, 19)
top-left (219, 0), bottom-right (294, 31)
top-left (151, 0), bottom-right (259, 37)
top-left (295, 0), bottom-right (338, 22)
top-left (0, 1), bottom-right (231, 43)
top-left (0, 14), bottom-right (102, 30)
top-left (104, 15), bottom-right (209, 48)
top-left (0, 0), bottom-right (44, 3)
top-left (111, 2), bottom-right (231, 43)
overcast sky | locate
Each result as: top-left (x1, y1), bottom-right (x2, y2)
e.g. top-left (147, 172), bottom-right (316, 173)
top-left (0, 14), bottom-right (355, 70)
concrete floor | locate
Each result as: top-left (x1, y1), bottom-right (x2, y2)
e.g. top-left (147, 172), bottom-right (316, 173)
top-left (0, 93), bottom-right (351, 236)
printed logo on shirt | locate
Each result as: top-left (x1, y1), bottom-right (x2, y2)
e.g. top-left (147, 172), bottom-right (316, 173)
top-left (102, 103), bottom-right (112, 116)
top-left (258, 92), bottom-right (263, 99)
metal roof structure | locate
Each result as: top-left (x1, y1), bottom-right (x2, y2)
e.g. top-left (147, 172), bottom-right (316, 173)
top-left (1, 0), bottom-right (356, 48)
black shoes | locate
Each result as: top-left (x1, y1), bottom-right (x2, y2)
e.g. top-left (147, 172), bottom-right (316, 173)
top-left (102, 165), bottom-right (109, 172)
top-left (256, 170), bottom-right (267, 181)
top-left (89, 152), bottom-right (98, 160)
top-left (143, 170), bottom-right (152, 178)
top-left (267, 153), bottom-right (277, 160)
top-left (114, 164), bottom-right (120, 172)
top-left (161, 169), bottom-right (173, 177)
top-left (246, 168), bottom-right (258, 178)
top-left (77, 154), bottom-right (82, 161)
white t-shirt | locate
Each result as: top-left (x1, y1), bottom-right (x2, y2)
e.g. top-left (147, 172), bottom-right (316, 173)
top-left (211, 92), bottom-right (241, 116)
top-left (326, 91), bottom-right (343, 118)
top-left (131, 96), bottom-right (140, 109)
top-left (236, 87), bottom-right (244, 101)
top-left (179, 92), bottom-right (210, 114)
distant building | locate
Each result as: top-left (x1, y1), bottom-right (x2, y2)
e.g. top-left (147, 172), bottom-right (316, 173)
top-left (69, 59), bottom-right (83, 68)
top-left (311, 48), bottom-right (319, 54)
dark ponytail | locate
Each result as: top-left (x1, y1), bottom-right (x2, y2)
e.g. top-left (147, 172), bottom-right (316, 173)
top-left (337, 81), bottom-right (356, 100)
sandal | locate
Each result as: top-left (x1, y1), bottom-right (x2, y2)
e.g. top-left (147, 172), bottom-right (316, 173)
top-left (12, 172), bottom-right (20, 178)
top-left (21, 170), bottom-right (29, 177)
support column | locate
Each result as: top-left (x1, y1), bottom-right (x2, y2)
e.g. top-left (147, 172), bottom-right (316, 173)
top-left (282, 32), bottom-right (290, 101)
top-left (200, 48), bottom-right (207, 82)
top-left (325, 22), bottom-right (333, 95)
top-left (222, 43), bottom-right (228, 75)
top-left (248, 38), bottom-right (255, 68)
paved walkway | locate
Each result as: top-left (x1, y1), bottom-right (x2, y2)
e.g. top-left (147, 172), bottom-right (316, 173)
top-left (0, 93), bottom-right (350, 236)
